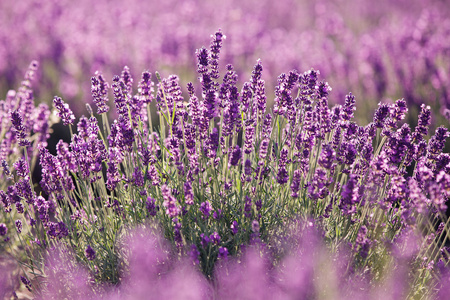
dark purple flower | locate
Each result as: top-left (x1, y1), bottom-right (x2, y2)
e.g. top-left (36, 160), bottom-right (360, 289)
top-left (339, 174), bottom-right (360, 215)
top-left (161, 184), bottom-right (180, 218)
top-left (258, 138), bottom-right (270, 166)
top-left (340, 142), bottom-right (357, 165)
top-left (307, 169), bottom-right (330, 201)
top-left (53, 96), bottom-right (75, 126)
top-left (91, 71), bottom-right (110, 114)
top-left (58, 221), bottom-right (69, 238)
top-left (218, 247), bottom-right (229, 260)
top-left (251, 220), bottom-right (260, 233)
top-left (231, 221), bottom-right (239, 235)
top-left (412, 104), bottom-right (431, 142)
top-left (206, 128), bottom-right (219, 158)
top-left (200, 233), bottom-right (210, 248)
top-left (373, 103), bottom-right (390, 128)
top-left (200, 201), bottom-right (212, 218)
top-left (85, 245), bottom-right (96, 261)
top-left (13, 158), bottom-right (29, 178)
top-left (0, 191), bottom-right (10, 212)
top-left (146, 197), bottom-right (158, 216)
top-left (0, 223), bottom-right (7, 236)
top-left (210, 232), bottom-right (221, 245)
top-left (112, 75), bottom-right (128, 116)
top-left (10, 110), bottom-right (30, 147)
top-left (209, 29), bottom-right (225, 80)
top-left (2, 160), bottom-right (11, 178)
top-left (184, 181), bottom-right (194, 205)
top-left (342, 93), bottom-right (356, 121)
top-left (274, 70), bottom-right (299, 117)
top-left (318, 143), bottom-right (335, 169)
top-left (133, 167), bottom-right (144, 187)
top-left (229, 145), bottom-right (242, 167)
top-left (427, 126), bottom-right (450, 161)
top-left (244, 119), bottom-right (255, 154)
top-left (15, 219), bottom-right (22, 233)
top-left (291, 170), bottom-right (302, 198)
top-left (15, 202), bottom-right (24, 214)
top-left (244, 195), bottom-right (252, 218)
top-left (120, 66), bottom-right (134, 97)
top-left (20, 276), bottom-right (32, 292)
top-left (276, 148), bottom-right (289, 185)
top-left (196, 47), bottom-right (209, 74)
top-left (390, 98), bottom-right (408, 124)
top-left (240, 82), bottom-right (252, 113)
top-left (138, 71), bottom-right (154, 104)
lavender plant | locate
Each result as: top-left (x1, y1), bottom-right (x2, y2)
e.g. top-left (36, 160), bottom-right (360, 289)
top-left (0, 60), bottom-right (54, 295)
top-left (1, 30), bottom-right (450, 299)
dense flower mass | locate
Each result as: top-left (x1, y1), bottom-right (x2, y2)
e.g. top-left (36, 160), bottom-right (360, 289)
top-left (0, 27), bottom-right (450, 299)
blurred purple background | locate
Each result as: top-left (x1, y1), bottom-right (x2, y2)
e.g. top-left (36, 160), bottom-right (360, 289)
top-left (1, 0), bottom-right (449, 123)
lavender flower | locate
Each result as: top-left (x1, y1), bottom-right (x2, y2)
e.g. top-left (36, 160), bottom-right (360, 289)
top-left (91, 72), bottom-right (110, 114)
top-left (20, 276), bottom-right (32, 292)
top-left (10, 110), bottom-right (30, 147)
top-left (412, 104), bottom-right (431, 142)
top-left (218, 247), bottom-right (229, 260)
top-left (231, 221), bottom-right (239, 235)
top-left (339, 174), bottom-right (360, 215)
top-left (85, 245), bottom-right (96, 261)
top-left (276, 148), bottom-right (289, 185)
top-left (2, 160), bottom-right (11, 178)
top-left (210, 232), bottom-right (221, 245)
top-left (373, 103), bottom-right (390, 128)
top-left (200, 201), bottom-right (212, 218)
top-left (53, 96), bottom-right (75, 126)
top-left (184, 181), bottom-right (194, 205)
top-left (342, 93), bottom-right (356, 121)
top-left (229, 145), bottom-right (242, 167)
top-left (318, 143), bottom-right (335, 169)
top-left (291, 170), bottom-right (302, 198)
top-left (0, 223), bottom-right (7, 236)
top-left (161, 184), bottom-right (180, 218)
top-left (13, 158), bottom-right (29, 178)
top-left (138, 71), bottom-right (154, 104)
top-left (15, 219), bottom-right (22, 233)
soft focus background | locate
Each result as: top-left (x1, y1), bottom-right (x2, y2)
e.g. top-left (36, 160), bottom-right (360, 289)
top-left (1, 0), bottom-right (450, 125)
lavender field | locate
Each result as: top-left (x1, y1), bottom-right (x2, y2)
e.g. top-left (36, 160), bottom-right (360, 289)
top-left (1, 0), bottom-right (450, 299)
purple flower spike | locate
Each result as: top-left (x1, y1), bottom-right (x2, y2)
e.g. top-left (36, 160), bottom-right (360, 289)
top-left (229, 145), bottom-right (242, 167)
top-left (210, 29), bottom-right (225, 79)
top-left (85, 245), bottom-right (96, 261)
top-left (210, 232), bottom-right (221, 245)
top-left (412, 104), bottom-right (431, 142)
top-left (219, 247), bottom-right (229, 260)
top-left (91, 72), bottom-right (110, 114)
top-left (15, 219), bottom-right (22, 233)
top-left (373, 103), bottom-right (390, 128)
top-left (53, 96), bottom-right (75, 126)
top-left (146, 197), bottom-right (158, 216)
top-left (342, 93), bottom-right (356, 121)
top-left (161, 184), bottom-right (181, 218)
top-left (11, 110), bottom-right (30, 147)
top-left (231, 221), bottom-right (239, 235)
top-left (0, 223), bottom-right (7, 236)
top-left (138, 71), bottom-right (154, 104)
top-left (13, 158), bottom-right (29, 178)
top-left (200, 201), bottom-right (212, 218)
